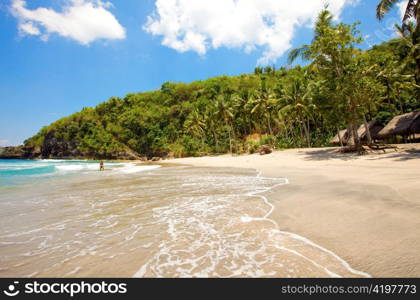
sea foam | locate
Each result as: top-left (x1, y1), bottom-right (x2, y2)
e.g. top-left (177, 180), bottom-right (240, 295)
top-left (117, 164), bottom-right (161, 174)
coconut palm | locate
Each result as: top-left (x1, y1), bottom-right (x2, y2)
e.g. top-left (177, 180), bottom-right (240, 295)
top-left (278, 78), bottom-right (316, 148)
top-left (232, 86), bottom-right (254, 136)
top-left (377, 52), bottom-right (418, 111)
top-left (288, 9), bottom-right (365, 152)
top-left (393, 22), bottom-right (420, 85)
top-left (376, 0), bottom-right (419, 25)
top-left (184, 110), bottom-right (206, 148)
top-left (215, 94), bottom-right (235, 153)
top-left (204, 107), bottom-right (220, 152)
top-left (247, 79), bottom-right (277, 136)
top-left (377, 1), bottom-right (420, 75)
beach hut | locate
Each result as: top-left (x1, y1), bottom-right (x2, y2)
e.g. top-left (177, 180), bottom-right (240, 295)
top-left (357, 120), bottom-right (384, 142)
top-left (378, 111), bottom-right (420, 140)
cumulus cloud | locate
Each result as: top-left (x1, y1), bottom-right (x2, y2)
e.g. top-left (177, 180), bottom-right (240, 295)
top-left (10, 0), bottom-right (126, 44)
top-left (144, 0), bottom-right (357, 64)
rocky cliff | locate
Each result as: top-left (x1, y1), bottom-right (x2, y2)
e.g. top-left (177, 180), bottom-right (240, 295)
top-left (0, 146), bottom-right (25, 159)
top-left (0, 133), bottom-right (140, 160)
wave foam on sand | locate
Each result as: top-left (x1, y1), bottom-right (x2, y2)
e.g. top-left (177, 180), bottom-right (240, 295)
top-left (134, 169), bottom-right (370, 278)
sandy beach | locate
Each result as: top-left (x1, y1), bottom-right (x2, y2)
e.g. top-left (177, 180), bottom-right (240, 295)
top-left (161, 144), bottom-right (420, 277)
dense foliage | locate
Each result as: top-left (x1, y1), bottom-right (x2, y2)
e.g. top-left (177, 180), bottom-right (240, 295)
top-left (24, 9), bottom-right (419, 158)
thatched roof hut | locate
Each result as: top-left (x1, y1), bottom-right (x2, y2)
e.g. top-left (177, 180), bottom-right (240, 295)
top-left (357, 120), bottom-right (384, 141)
top-left (331, 129), bottom-right (349, 145)
top-left (378, 112), bottom-right (420, 138)
top-left (331, 120), bottom-right (383, 145)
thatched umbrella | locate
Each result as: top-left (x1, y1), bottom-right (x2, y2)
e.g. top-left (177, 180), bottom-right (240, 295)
top-left (331, 120), bottom-right (383, 145)
top-left (331, 129), bottom-right (349, 145)
top-left (357, 120), bottom-right (384, 141)
top-left (410, 116), bottom-right (420, 134)
top-left (378, 111), bottom-right (420, 138)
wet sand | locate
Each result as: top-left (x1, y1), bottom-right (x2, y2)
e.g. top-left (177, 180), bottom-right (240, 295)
top-left (8, 165), bottom-right (362, 278)
top-left (161, 144), bottom-right (420, 277)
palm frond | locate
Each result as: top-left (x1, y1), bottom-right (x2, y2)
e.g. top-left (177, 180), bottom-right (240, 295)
top-left (287, 46), bottom-right (310, 64)
top-left (376, 0), bottom-right (399, 20)
top-left (250, 104), bottom-right (261, 114)
top-left (403, 0), bottom-right (417, 22)
top-left (394, 23), bottom-right (405, 37)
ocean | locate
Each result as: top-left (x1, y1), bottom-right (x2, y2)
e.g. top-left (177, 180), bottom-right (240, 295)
top-left (0, 159), bottom-right (369, 277)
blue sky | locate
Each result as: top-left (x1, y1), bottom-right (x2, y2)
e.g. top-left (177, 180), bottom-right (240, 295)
top-left (0, 0), bottom-right (407, 146)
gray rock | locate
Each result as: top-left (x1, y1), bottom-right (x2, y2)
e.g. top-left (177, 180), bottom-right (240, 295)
top-left (258, 145), bottom-right (272, 155)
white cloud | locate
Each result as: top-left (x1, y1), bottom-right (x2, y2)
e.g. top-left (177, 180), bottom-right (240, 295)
top-left (144, 0), bottom-right (357, 64)
top-left (11, 0), bottom-right (126, 44)
top-left (397, 0), bottom-right (409, 20)
top-left (0, 140), bottom-right (10, 147)
top-left (19, 22), bottom-right (40, 35)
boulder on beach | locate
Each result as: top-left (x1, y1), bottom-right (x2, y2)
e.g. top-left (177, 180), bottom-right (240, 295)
top-left (258, 145), bottom-right (272, 155)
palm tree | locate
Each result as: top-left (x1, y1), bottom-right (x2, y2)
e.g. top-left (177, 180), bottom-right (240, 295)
top-left (377, 55), bottom-right (418, 111)
top-left (247, 79), bottom-right (277, 136)
top-left (377, 1), bottom-right (420, 86)
top-left (204, 107), bottom-right (220, 152)
top-left (394, 22), bottom-right (420, 85)
top-left (376, 0), bottom-right (419, 26)
top-left (232, 87), bottom-right (254, 136)
top-left (184, 110), bottom-right (206, 148)
top-left (288, 9), bottom-right (367, 152)
top-left (215, 94), bottom-right (235, 153)
top-left (278, 78), bottom-right (316, 148)
top-left (288, 10), bottom-right (333, 65)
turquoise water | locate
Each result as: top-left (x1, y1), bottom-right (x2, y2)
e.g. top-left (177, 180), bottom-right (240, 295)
top-left (0, 159), bottom-right (135, 187)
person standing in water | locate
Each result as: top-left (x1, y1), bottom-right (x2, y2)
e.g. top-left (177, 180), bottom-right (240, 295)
top-left (99, 160), bottom-right (105, 171)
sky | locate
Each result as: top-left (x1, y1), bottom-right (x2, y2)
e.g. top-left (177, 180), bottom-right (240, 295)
top-left (0, 0), bottom-right (408, 146)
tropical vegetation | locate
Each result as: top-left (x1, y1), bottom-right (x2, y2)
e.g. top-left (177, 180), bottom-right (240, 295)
top-left (23, 6), bottom-right (419, 158)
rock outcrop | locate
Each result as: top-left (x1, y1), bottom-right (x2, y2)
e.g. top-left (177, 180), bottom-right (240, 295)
top-left (1, 134), bottom-right (141, 160)
top-left (0, 146), bottom-right (24, 159)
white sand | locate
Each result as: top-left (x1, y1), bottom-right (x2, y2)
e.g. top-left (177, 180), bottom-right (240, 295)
top-left (161, 144), bottom-right (420, 277)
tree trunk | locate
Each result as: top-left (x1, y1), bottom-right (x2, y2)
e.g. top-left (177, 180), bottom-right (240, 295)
top-left (397, 87), bottom-right (405, 114)
top-left (346, 123), bottom-right (353, 145)
top-left (213, 130), bottom-right (219, 153)
top-left (337, 127), bottom-right (344, 147)
top-left (230, 122), bottom-right (236, 154)
top-left (386, 81), bottom-right (392, 108)
top-left (307, 119), bottom-right (311, 147)
top-left (284, 122), bottom-right (289, 138)
top-left (299, 123), bottom-right (304, 147)
top-left (228, 128), bottom-right (232, 154)
top-left (267, 113), bottom-right (273, 136)
top-left (363, 115), bottom-right (373, 145)
top-left (351, 121), bottom-right (363, 153)
top-left (302, 117), bottom-right (311, 148)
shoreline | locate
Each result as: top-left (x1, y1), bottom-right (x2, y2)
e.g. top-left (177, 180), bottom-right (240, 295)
top-left (160, 144), bottom-right (420, 277)
top-left (246, 172), bottom-right (371, 278)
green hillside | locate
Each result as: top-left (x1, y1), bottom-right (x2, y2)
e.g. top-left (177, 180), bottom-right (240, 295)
top-left (22, 10), bottom-right (420, 159)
